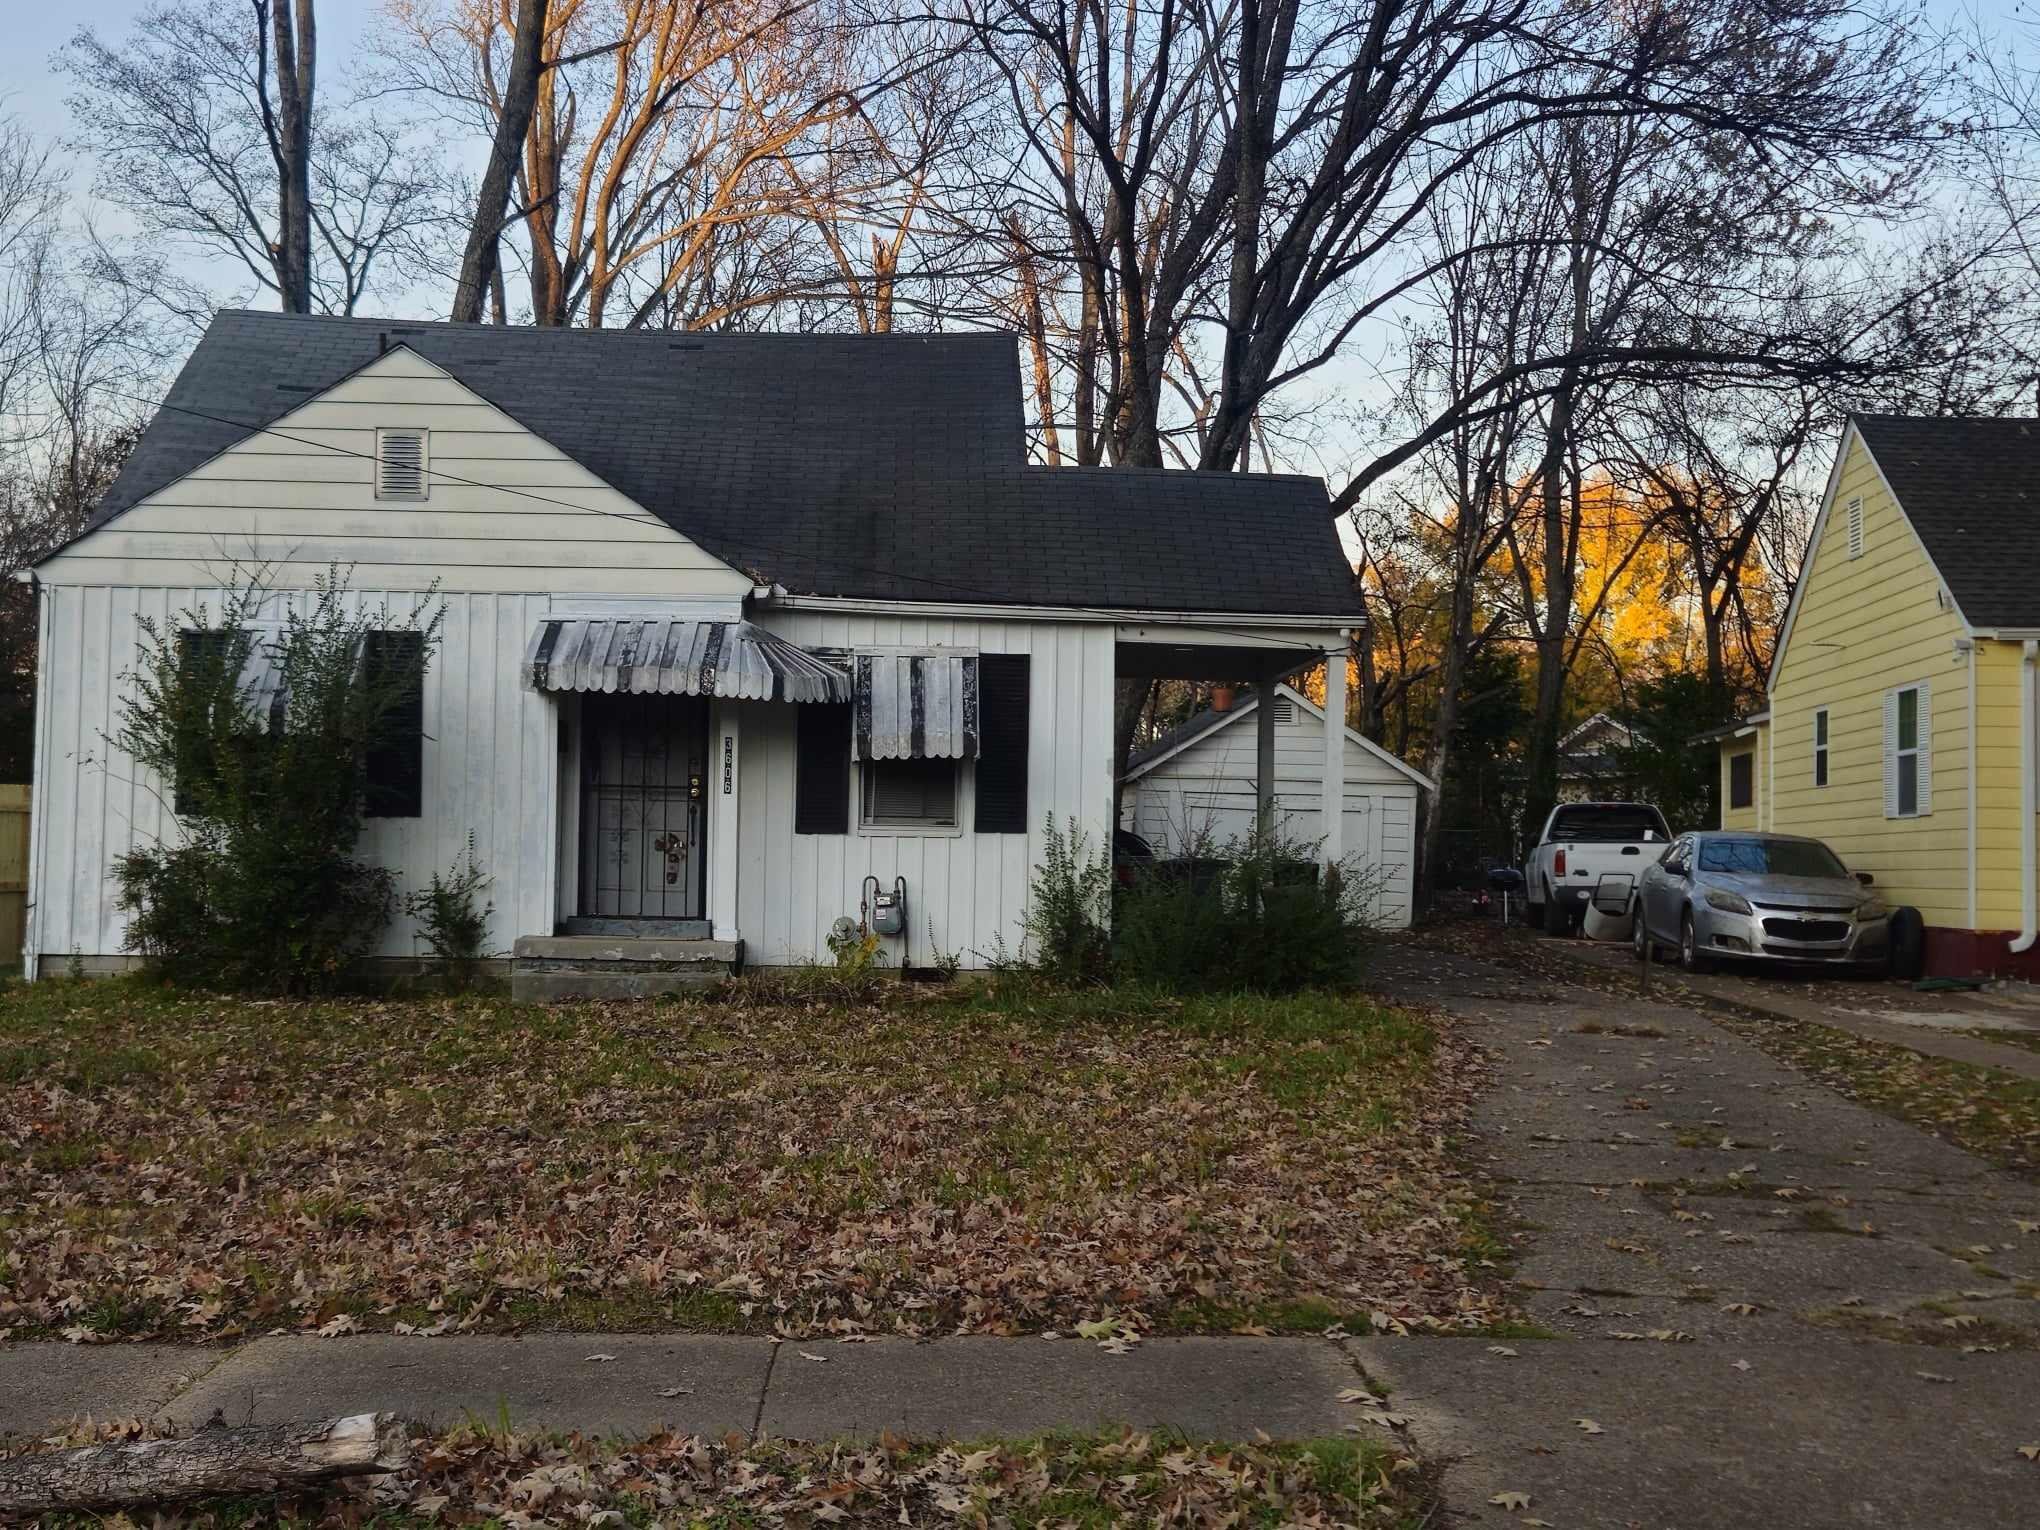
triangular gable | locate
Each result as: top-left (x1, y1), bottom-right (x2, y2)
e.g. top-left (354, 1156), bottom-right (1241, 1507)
top-left (1124, 683), bottom-right (1436, 792)
top-left (1766, 419), bottom-right (1967, 695)
top-left (38, 345), bottom-right (752, 597)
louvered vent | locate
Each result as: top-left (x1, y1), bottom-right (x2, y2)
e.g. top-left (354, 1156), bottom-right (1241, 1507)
top-left (375, 428), bottom-right (429, 501)
top-left (1274, 698), bottom-right (1296, 724)
top-left (1845, 497), bottom-right (1863, 559)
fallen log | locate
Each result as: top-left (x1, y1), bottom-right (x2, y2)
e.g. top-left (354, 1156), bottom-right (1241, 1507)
top-left (0, 1412), bottom-right (408, 1516)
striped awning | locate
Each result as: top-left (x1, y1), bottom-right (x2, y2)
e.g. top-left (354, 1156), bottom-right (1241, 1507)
top-left (524, 619), bottom-right (850, 702)
top-left (855, 652), bottom-right (979, 760)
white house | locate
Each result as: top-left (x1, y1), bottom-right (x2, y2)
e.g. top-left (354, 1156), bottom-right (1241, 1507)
top-left (1121, 683), bottom-right (1433, 927)
top-left (23, 312), bottom-right (1367, 994)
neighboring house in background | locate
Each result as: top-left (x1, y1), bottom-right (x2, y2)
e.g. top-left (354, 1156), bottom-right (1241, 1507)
top-left (1702, 413), bottom-right (2040, 977)
top-left (22, 312), bottom-right (1368, 992)
top-left (1557, 712), bottom-right (1635, 802)
top-left (1120, 682), bottom-right (1433, 927)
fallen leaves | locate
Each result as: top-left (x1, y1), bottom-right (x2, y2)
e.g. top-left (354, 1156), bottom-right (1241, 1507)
top-left (0, 979), bottom-right (1510, 1342)
top-left (1490, 1489), bottom-right (1533, 1510)
top-left (2018, 1443), bottom-right (2040, 1462)
top-left (1574, 1417), bottom-right (1604, 1435)
top-left (0, 1419), bottom-right (1430, 1527)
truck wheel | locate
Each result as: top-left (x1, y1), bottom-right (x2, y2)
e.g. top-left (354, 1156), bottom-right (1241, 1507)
top-left (1543, 885), bottom-right (1570, 937)
top-left (1680, 910), bottom-right (1713, 974)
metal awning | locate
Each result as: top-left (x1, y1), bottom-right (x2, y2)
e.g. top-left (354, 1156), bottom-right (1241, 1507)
top-left (855, 652), bottom-right (979, 760)
top-left (524, 618), bottom-right (850, 702)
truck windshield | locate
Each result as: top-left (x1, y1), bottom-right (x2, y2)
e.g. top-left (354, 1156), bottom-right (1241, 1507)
top-left (1548, 805), bottom-right (1669, 842)
top-left (1698, 838), bottom-right (1848, 878)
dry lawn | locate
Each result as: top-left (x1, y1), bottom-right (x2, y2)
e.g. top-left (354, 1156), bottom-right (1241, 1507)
top-left (0, 973), bottom-right (1502, 1343)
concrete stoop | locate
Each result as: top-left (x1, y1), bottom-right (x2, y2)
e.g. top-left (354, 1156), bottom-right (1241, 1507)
top-left (510, 934), bottom-right (742, 1002)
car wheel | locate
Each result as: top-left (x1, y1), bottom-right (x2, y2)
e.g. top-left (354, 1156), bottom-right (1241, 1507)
top-left (1680, 910), bottom-right (1712, 974)
top-left (1543, 884), bottom-right (1570, 936)
top-left (1631, 901), bottom-right (1649, 961)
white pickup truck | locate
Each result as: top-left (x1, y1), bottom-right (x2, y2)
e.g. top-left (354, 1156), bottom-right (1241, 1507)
top-left (1524, 801), bottom-right (1674, 935)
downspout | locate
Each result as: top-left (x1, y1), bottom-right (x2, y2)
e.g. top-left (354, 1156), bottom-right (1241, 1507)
top-left (2012, 640), bottom-right (2038, 954)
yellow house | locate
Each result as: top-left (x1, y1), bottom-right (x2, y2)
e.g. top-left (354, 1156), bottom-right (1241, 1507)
top-left (1711, 414), bottom-right (2040, 977)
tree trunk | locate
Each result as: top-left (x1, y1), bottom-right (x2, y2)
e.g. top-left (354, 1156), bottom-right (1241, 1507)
top-left (271, 0), bottom-right (317, 313)
top-left (452, 0), bottom-right (548, 324)
top-left (1110, 678), bottom-right (1153, 827)
top-left (0, 1414), bottom-right (407, 1515)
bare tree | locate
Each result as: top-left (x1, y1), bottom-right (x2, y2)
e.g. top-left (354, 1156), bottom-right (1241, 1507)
top-left (450, 0), bottom-right (549, 324)
top-left (62, 3), bottom-right (441, 315)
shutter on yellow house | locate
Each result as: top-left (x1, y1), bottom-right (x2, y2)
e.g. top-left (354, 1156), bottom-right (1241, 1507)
top-left (1883, 690), bottom-right (1898, 817)
top-left (1916, 681), bottom-right (1932, 815)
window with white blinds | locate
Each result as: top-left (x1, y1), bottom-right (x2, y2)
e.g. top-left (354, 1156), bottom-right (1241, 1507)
top-left (861, 757), bottom-right (959, 829)
top-left (375, 428), bottom-right (429, 501)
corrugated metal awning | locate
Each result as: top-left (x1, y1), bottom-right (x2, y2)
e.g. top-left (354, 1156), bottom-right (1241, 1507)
top-left (523, 619), bottom-right (850, 702)
top-left (855, 652), bottom-right (979, 760)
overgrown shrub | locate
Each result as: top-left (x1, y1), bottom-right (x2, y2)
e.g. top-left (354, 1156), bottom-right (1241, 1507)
top-left (1018, 816), bottom-right (1113, 981)
top-left (111, 569), bottom-right (443, 993)
top-left (1113, 821), bottom-right (1376, 993)
top-left (405, 834), bottom-right (495, 992)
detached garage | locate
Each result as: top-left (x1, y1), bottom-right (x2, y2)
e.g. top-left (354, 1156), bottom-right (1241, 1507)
top-left (1121, 684), bottom-right (1433, 928)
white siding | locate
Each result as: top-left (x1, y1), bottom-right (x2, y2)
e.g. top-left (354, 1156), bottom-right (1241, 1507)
top-left (36, 346), bottom-right (754, 598)
top-left (26, 583), bottom-right (562, 971)
top-left (1125, 699), bottom-right (1422, 928)
top-left (735, 611), bottom-right (1117, 968)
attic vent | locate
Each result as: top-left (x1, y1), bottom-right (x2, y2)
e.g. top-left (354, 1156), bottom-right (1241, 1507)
top-left (375, 428), bottom-right (429, 501)
top-left (1274, 698), bottom-right (1296, 725)
top-left (1845, 497), bottom-right (1864, 559)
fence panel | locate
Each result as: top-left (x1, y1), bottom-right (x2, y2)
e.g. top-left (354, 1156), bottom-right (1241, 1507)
top-left (0, 784), bottom-right (27, 968)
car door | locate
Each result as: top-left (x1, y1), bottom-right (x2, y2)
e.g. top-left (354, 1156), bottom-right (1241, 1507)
top-left (1645, 837), bottom-right (1690, 938)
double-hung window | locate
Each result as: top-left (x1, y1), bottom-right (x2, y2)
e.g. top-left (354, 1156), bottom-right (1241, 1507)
top-left (1813, 707), bottom-right (1829, 788)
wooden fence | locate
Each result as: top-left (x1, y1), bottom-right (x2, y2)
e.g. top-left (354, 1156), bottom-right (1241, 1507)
top-left (0, 785), bottom-right (26, 969)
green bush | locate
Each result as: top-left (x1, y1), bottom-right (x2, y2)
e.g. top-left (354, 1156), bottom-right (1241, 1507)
top-left (1018, 816), bottom-right (1113, 981)
top-left (1113, 821), bottom-right (1376, 993)
top-left (404, 834), bottom-right (495, 992)
top-left (111, 569), bottom-right (442, 994)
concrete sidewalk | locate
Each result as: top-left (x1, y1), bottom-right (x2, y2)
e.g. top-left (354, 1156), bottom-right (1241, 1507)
top-left (0, 1334), bottom-right (1365, 1444)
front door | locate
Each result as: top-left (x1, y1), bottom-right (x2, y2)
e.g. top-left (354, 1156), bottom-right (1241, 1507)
top-left (579, 695), bottom-right (708, 920)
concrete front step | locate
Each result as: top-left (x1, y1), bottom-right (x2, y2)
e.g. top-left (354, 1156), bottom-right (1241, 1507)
top-left (510, 934), bottom-right (742, 1002)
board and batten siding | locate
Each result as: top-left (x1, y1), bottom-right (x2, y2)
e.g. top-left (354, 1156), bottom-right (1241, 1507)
top-left (1767, 430), bottom-right (1971, 927)
top-left (734, 611), bottom-right (1117, 968)
top-left (26, 342), bottom-right (752, 975)
top-left (1123, 695), bottom-right (1420, 927)
top-left (23, 582), bottom-right (564, 972)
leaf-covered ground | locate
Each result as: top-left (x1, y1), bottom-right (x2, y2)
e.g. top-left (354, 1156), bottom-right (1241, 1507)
top-left (1411, 919), bottom-right (2040, 1176)
top-left (0, 975), bottom-right (1502, 1343)
top-left (11, 1420), bottom-right (1432, 1528)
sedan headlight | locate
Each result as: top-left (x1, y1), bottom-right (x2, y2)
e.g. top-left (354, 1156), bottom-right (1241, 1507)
top-left (1705, 889), bottom-right (1753, 915)
top-left (1857, 900), bottom-right (1891, 921)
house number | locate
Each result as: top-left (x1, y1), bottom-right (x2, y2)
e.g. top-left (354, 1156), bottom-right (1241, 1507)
top-left (722, 736), bottom-right (733, 794)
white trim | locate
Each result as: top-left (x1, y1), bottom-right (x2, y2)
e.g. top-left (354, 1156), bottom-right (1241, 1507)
top-left (1767, 421), bottom-right (1974, 696)
top-left (1122, 683), bottom-right (1438, 793)
top-left (1968, 640), bottom-right (1978, 928)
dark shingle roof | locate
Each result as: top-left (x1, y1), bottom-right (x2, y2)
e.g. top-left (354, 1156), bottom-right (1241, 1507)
top-left (1853, 413), bottom-right (2040, 628)
top-left (83, 311), bottom-right (1359, 617)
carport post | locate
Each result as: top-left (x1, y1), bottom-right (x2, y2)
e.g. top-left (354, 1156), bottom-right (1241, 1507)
top-left (1321, 640), bottom-right (1345, 870)
top-left (1256, 661), bottom-right (1277, 836)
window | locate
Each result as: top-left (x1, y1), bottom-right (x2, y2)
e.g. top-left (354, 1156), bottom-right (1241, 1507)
top-left (363, 632), bottom-right (425, 817)
top-left (1884, 682), bottom-right (1930, 818)
top-left (1699, 837), bottom-right (1847, 878)
top-left (1845, 496), bottom-right (1864, 558)
top-left (375, 428), bottom-right (429, 500)
top-left (1729, 751), bottom-right (1754, 810)
top-left (861, 757), bottom-right (958, 829)
top-left (1813, 707), bottom-right (1829, 787)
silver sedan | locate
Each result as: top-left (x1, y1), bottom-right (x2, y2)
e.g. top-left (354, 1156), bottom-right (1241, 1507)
top-left (1631, 831), bottom-right (1892, 973)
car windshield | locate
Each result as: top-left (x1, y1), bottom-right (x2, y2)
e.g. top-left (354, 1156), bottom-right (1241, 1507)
top-left (1548, 805), bottom-right (1669, 842)
top-left (1698, 838), bottom-right (1848, 879)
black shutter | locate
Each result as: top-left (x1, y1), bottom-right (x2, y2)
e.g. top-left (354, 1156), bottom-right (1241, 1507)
top-left (973, 654), bottom-right (1029, 833)
top-left (172, 631), bottom-right (229, 815)
top-left (364, 632), bottom-right (425, 818)
top-left (795, 703), bottom-right (852, 833)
